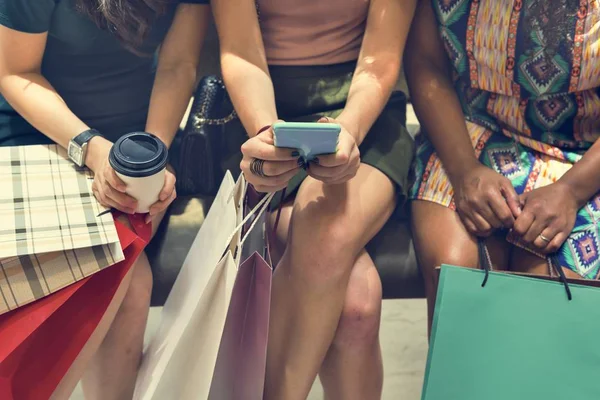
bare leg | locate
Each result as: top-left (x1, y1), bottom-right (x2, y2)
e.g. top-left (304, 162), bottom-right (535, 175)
top-left (510, 247), bottom-right (583, 279)
top-left (269, 207), bottom-right (384, 400)
top-left (319, 250), bottom-right (383, 400)
top-left (411, 200), bottom-right (511, 336)
top-left (264, 164), bottom-right (395, 400)
top-left (51, 212), bottom-right (165, 400)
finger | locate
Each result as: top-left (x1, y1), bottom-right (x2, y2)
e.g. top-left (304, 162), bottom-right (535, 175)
top-left (488, 195), bottom-right (515, 228)
top-left (471, 212), bottom-right (493, 236)
top-left (104, 185), bottom-right (137, 212)
top-left (477, 204), bottom-right (504, 230)
top-left (546, 231), bottom-right (568, 254)
top-left (159, 171), bottom-right (176, 201)
top-left (501, 182), bottom-right (521, 217)
top-left (307, 160), bottom-right (348, 179)
top-left (522, 218), bottom-right (546, 244)
top-left (149, 187), bottom-right (177, 216)
top-left (241, 138), bottom-right (298, 161)
top-left (245, 167), bottom-right (299, 191)
top-left (105, 169), bottom-right (127, 193)
top-left (316, 136), bottom-right (353, 168)
top-left (513, 210), bottom-right (535, 236)
top-left (97, 188), bottom-right (134, 214)
top-left (252, 182), bottom-right (289, 193)
top-left (457, 212), bottom-right (478, 236)
top-left (533, 226), bottom-right (559, 250)
top-left (241, 158), bottom-right (301, 177)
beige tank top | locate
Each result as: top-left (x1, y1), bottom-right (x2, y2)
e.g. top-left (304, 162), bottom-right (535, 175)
top-left (257, 0), bottom-right (370, 66)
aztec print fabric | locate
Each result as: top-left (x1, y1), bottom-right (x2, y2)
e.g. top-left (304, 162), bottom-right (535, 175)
top-left (411, 0), bottom-right (600, 278)
top-left (0, 145), bottom-right (124, 313)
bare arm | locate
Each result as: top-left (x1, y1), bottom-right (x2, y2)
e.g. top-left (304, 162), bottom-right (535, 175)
top-left (0, 26), bottom-right (110, 170)
top-left (337, 0), bottom-right (417, 145)
top-left (212, 0), bottom-right (277, 137)
top-left (404, 0), bottom-right (477, 181)
top-left (145, 3), bottom-right (210, 147)
top-left (405, 0), bottom-right (519, 234)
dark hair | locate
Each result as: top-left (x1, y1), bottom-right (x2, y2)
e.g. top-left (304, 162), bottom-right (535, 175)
top-left (75, 0), bottom-right (169, 52)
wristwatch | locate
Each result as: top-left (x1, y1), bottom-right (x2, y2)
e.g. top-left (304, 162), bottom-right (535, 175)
top-left (68, 129), bottom-right (102, 167)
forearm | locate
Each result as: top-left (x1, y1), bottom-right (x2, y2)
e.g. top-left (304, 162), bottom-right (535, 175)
top-left (337, 63), bottom-right (399, 145)
top-left (406, 60), bottom-right (478, 181)
top-left (221, 53), bottom-right (277, 137)
top-left (0, 73), bottom-right (88, 148)
top-left (0, 72), bottom-right (111, 171)
top-left (145, 63), bottom-right (198, 148)
top-left (558, 141), bottom-right (600, 208)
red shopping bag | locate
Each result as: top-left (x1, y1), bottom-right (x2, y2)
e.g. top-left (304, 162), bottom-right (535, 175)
top-left (0, 213), bottom-right (151, 400)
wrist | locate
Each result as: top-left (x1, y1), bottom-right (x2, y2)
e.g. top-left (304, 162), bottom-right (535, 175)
top-left (446, 156), bottom-right (481, 184)
top-left (85, 136), bottom-right (112, 173)
top-left (335, 114), bottom-right (363, 143)
top-left (556, 176), bottom-right (590, 209)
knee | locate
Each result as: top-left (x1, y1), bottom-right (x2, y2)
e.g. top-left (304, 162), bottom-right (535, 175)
top-left (121, 253), bottom-right (153, 314)
top-left (333, 286), bottom-right (382, 348)
top-left (286, 211), bottom-right (357, 286)
top-left (418, 247), bottom-right (478, 289)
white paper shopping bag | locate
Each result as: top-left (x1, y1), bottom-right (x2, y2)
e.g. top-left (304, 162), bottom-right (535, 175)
top-left (134, 171), bottom-right (274, 400)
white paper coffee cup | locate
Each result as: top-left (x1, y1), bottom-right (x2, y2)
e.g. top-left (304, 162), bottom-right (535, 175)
top-left (109, 132), bottom-right (169, 214)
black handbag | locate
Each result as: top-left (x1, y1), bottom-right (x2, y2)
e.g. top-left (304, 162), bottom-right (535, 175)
top-left (171, 75), bottom-right (245, 196)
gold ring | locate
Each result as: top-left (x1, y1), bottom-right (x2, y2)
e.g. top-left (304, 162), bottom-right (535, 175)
top-left (539, 234), bottom-right (550, 243)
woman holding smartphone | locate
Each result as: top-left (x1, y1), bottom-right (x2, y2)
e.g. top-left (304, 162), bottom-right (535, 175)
top-left (0, 0), bottom-right (209, 398)
top-left (213, 0), bottom-right (416, 398)
top-left (406, 0), bottom-right (600, 333)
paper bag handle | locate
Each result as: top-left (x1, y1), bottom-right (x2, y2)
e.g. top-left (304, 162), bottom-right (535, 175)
top-left (477, 239), bottom-right (572, 300)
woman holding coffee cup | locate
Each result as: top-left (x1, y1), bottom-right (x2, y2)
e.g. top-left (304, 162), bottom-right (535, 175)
top-left (0, 0), bottom-right (209, 398)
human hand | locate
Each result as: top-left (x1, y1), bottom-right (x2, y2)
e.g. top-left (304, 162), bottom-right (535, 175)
top-left (512, 182), bottom-right (578, 253)
top-left (89, 137), bottom-right (138, 215)
top-left (240, 123), bottom-right (302, 193)
top-left (144, 167), bottom-right (177, 223)
top-left (306, 117), bottom-right (360, 185)
top-left (453, 163), bottom-right (521, 237)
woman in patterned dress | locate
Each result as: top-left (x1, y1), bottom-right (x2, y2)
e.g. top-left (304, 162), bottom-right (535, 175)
top-left (406, 0), bottom-right (600, 331)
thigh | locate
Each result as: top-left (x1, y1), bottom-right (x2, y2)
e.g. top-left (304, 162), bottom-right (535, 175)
top-left (267, 200), bottom-right (294, 266)
top-left (510, 247), bottom-right (583, 279)
top-left (289, 163), bottom-right (397, 252)
top-left (411, 200), bottom-right (511, 279)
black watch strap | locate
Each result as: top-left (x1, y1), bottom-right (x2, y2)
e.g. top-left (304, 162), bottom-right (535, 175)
top-left (73, 129), bottom-right (101, 146)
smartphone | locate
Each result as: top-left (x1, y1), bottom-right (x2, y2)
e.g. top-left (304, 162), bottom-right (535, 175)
top-left (273, 122), bottom-right (340, 161)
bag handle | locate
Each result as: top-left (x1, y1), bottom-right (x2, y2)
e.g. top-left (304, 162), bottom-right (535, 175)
top-left (477, 239), bottom-right (572, 301)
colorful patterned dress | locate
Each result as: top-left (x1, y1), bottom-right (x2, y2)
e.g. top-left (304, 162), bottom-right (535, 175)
top-left (410, 0), bottom-right (600, 278)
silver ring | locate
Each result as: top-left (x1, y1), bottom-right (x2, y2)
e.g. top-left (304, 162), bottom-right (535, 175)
top-left (250, 158), bottom-right (266, 177)
top-left (539, 234), bottom-right (550, 243)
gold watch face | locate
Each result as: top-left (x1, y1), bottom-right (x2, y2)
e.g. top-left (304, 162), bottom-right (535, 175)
top-left (68, 141), bottom-right (84, 166)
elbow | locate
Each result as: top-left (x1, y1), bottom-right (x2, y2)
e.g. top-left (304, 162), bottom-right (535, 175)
top-left (356, 55), bottom-right (401, 93)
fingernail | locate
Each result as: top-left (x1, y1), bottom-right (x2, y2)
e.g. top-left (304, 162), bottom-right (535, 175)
top-left (292, 151), bottom-right (300, 157)
top-left (145, 215), bottom-right (152, 224)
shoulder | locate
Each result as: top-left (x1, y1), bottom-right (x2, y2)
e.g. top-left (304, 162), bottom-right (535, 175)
top-left (0, 0), bottom-right (58, 33)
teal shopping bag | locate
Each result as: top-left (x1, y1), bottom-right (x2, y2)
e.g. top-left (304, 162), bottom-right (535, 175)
top-left (422, 265), bottom-right (600, 400)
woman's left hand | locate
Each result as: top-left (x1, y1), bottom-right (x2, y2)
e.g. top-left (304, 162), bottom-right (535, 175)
top-left (145, 167), bottom-right (177, 223)
top-left (307, 117), bottom-right (361, 185)
top-left (512, 182), bottom-right (579, 253)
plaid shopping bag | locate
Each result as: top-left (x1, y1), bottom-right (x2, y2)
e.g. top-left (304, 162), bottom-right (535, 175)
top-left (0, 145), bottom-right (124, 314)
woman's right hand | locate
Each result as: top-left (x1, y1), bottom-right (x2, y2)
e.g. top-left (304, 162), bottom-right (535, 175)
top-left (452, 162), bottom-right (521, 237)
top-left (87, 137), bottom-right (139, 214)
top-left (240, 125), bottom-right (301, 193)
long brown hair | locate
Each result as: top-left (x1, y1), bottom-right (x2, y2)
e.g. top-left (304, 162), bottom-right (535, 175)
top-left (75, 0), bottom-right (169, 52)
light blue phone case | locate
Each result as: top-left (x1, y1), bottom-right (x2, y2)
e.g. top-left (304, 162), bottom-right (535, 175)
top-left (273, 122), bottom-right (340, 160)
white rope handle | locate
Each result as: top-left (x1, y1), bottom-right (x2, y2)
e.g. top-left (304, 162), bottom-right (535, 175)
top-left (224, 189), bottom-right (275, 252)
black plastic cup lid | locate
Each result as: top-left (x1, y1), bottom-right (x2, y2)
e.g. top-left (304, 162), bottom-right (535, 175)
top-left (109, 132), bottom-right (168, 178)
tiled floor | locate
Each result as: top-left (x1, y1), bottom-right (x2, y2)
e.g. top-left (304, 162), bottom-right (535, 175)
top-left (71, 300), bottom-right (428, 400)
